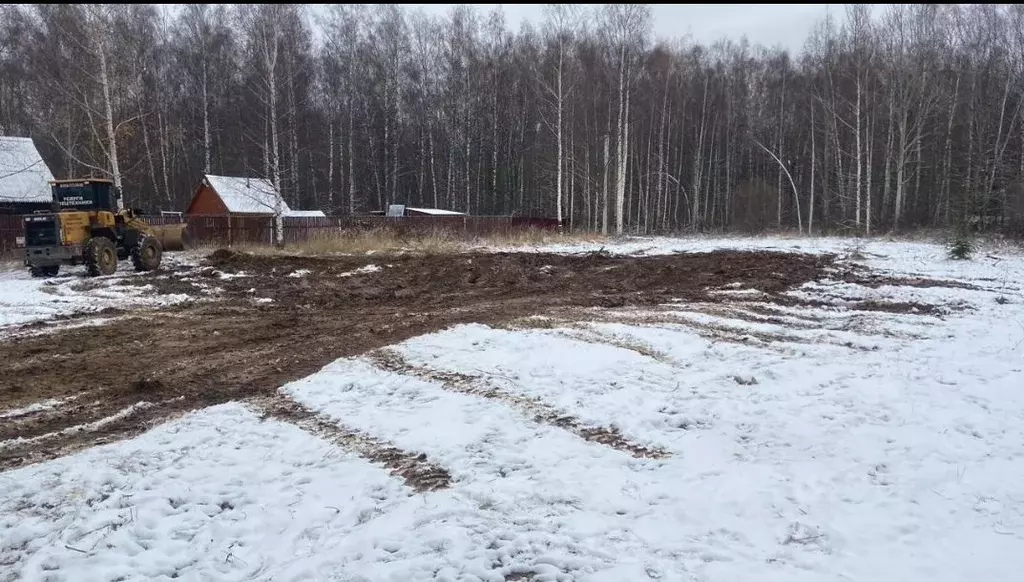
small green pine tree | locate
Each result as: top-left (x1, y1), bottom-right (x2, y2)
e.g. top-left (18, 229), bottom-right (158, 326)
top-left (948, 224), bottom-right (974, 260)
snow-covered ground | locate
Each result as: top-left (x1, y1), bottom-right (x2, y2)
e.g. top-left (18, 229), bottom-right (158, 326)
top-left (3, 237), bottom-right (1024, 581)
top-left (489, 233), bottom-right (1023, 283)
top-left (0, 252), bottom-right (202, 333)
top-left (483, 233), bottom-right (913, 258)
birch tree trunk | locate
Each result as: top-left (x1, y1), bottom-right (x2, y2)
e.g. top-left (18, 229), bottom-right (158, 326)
top-left (348, 103), bottom-right (356, 214)
top-left (569, 99), bottom-right (575, 231)
top-left (692, 77), bottom-right (709, 231)
top-left (556, 43), bottom-right (564, 226)
top-left (429, 117), bottom-right (438, 208)
top-left (941, 76), bottom-right (959, 225)
top-left (617, 79), bottom-right (631, 235)
top-left (893, 110), bottom-right (908, 230)
top-left (602, 132), bottom-right (610, 235)
top-left (267, 27), bottom-right (282, 245)
top-left (810, 103), bottom-right (816, 235)
top-left (614, 44), bottom-right (627, 235)
top-left (855, 76), bottom-right (862, 228)
top-left (202, 66), bottom-right (211, 174)
top-left (327, 120), bottom-right (335, 210)
top-left (141, 104), bottom-right (160, 205)
top-left (97, 37), bottom-right (122, 209)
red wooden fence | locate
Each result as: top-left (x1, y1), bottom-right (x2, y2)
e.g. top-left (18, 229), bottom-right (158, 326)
top-left (0, 215), bottom-right (23, 258)
top-left (0, 214), bottom-right (561, 258)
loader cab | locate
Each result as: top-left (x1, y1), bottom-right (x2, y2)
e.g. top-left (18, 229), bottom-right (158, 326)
top-left (50, 179), bottom-right (121, 212)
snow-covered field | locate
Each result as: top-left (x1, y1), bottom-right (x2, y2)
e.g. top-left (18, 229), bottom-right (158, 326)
top-left (0, 252), bottom-right (202, 333)
top-left (3, 236), bottom-right (1024, 581)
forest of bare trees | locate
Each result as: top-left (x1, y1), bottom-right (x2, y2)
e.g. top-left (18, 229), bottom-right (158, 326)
top-left (1, 4), bottom-right (1023, 235)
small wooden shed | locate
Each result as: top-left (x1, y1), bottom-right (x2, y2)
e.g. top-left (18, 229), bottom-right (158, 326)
top-left (184, 174), bottom-right (325, 245)
top-left (186, 174), bottom-right (290, 217)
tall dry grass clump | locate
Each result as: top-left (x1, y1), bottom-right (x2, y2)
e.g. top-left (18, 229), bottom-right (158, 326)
top-left (211, 225), bottom-right (605, 257)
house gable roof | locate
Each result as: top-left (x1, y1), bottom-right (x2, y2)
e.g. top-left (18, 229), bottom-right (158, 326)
top-left (0, 136), bottom-right (55, 203)
top-left (285, 210), bottom-right (326, 218)
top-left (405, 207), bottom-right (466, 216)
top-left (203, 174), bottom-right (291, 215)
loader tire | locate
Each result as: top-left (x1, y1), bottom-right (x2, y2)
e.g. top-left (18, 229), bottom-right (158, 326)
top-left (131, 235), bottom-right (163, 272)
top-left (29, 265), bottom-right (60, 278)
top-left (84, 237), bottom-right (118, 277)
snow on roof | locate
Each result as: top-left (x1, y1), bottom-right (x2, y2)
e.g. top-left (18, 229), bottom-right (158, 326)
top-left (285, 210), bottom-right (326, 218)
top-left (0, 136), bottom-right (55, 203)
top-left (204, 174), bottom-right (291, 215)
top-left (405, 207), bottom-right (466, 216)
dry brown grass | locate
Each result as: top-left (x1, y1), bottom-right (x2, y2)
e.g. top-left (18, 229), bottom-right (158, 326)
top-left (471, 226), bottom-right (607, 247)
top-left (196, 227), bottom-right (607, 257)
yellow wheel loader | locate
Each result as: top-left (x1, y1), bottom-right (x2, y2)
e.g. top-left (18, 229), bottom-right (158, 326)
top-left (18, 179), bottom-right (186, 278)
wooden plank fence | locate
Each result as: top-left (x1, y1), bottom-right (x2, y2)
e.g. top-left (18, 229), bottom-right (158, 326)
top-left (0, 214), bottom-right (561, 257)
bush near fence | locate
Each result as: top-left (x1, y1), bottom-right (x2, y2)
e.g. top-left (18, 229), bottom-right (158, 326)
top-left (0, 214), bottom-right (561, 257)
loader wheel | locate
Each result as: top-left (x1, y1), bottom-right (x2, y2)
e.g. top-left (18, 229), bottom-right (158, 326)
top-left (84, 237), bottom-right (118, 277)
top-left (131, 236), bottom-right (163, 272)
top-left (29, 265), bottom-right (60, 278)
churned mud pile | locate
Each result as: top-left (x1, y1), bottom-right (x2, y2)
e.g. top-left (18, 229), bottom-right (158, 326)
top-left (0, 248), bottom-right (956, 474)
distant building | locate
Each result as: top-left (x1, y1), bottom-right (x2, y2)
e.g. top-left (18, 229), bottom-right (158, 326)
top-left (371, 204), bottom-right (468, 217)
top-left (185, 174), bottom-right (321, 217)
top-left (0, 136), bottom-right (56, 215)
top-left (285, 210), bottom-right (326, 218)
top-left (405, 207), bottom-right (467, 217)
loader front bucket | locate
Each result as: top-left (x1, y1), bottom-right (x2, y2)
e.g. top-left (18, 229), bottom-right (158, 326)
top-left (148, 223), bottom-right (187, 251)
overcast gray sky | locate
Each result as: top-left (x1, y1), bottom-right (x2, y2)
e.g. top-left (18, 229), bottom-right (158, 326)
top-left (402, 4), bottom-right (867, 54)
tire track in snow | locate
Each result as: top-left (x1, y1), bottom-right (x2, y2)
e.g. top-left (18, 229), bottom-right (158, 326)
top-left (366, 349), bottom-right (669, 459)
top-left (247, 395), bottom-right (452, 492)
top-left (496, 314), bottom-right (686, 367)
top-left (583, 307), bottom-right (887, 352)
top-left (0, 398), bottom-right (185, 468)
top-left (0, 395), bottom-right (79, 420)
top-left (507, 311), bottom-right (802, 354)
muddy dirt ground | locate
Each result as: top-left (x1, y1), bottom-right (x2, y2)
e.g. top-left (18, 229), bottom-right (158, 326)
top-left (0, 248), bottom-right (952, 482)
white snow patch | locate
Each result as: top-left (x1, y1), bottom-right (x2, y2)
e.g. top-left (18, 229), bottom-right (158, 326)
top-left (709, 287), bottom-right (769, 299)
top-left (211, 269), bottom-right (249, 280)
top-left (287, 268), bottom-right (312, 278)
top-left (0, 396), bottom-right (78, 420)
top-left (338, 264), bottom-right (382, 277)
top-left (0, 403), bottom-right (419, 581)
top-left (0, 268), bottom-right (194, 334)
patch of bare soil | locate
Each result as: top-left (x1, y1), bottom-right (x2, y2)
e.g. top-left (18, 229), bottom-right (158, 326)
top-left (0, 247), bottom-right (928, 472)
top-left (248, 395), bottom-right (451, 492)
top-left (366, 349), bottom-right (668, 459)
